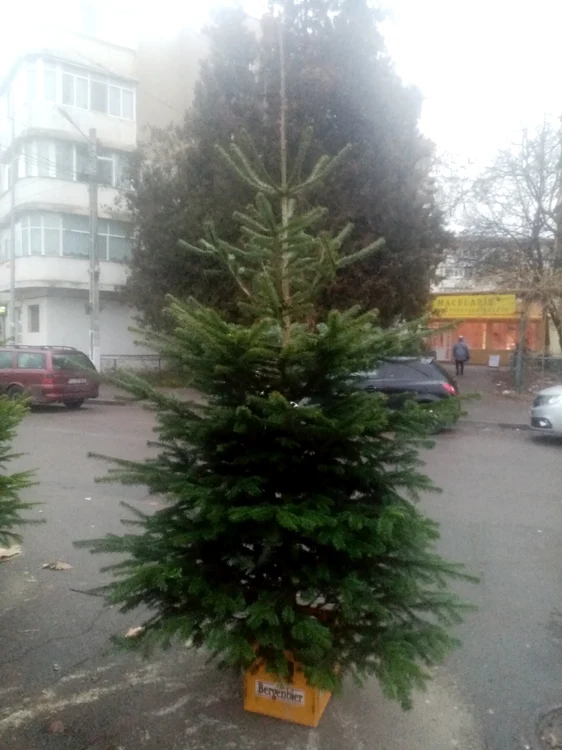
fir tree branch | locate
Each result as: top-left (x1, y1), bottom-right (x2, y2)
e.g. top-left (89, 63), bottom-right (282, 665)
top-left (338, 237), bottom-right (386, 268)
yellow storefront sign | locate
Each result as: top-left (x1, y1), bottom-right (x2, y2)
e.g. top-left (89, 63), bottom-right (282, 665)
top-left (432, 294), bottom-right (517, 319)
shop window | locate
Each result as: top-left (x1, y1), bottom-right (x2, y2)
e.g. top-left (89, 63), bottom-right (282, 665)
top-left (457, 321), bottom-right (487, 350)
top-left (489, 321), bottom-right (519, 351)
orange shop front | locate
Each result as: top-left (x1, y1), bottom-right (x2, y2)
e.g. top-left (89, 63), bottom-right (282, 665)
top-left (429, 293), bottom-right (544, 366)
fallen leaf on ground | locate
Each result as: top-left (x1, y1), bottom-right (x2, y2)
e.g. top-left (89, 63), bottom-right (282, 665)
top-left (125, 626), bottom-right (144, 638)
top-left (42, 561), bottom-right (73, 571)
top-left (0, 545), bottom-right (22, 561)
top-left (47, 719), bottom-right (65, 734)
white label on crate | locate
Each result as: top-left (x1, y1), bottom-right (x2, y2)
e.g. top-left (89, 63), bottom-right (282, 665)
top-left (255, 680), bottom-right (305, 706)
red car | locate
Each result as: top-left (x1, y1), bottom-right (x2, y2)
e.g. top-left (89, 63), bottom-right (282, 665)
top-left (0, 346), bottom-right (99, 409)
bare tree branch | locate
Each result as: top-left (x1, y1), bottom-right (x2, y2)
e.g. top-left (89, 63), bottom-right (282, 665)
top-left (459, 120), bottom-right (562, 349)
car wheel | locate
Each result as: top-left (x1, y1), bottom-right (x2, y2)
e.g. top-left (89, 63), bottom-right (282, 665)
top-left (63, 399), bottom-right (84, 410)
top-left (7, 385), bottom-right (25, 400)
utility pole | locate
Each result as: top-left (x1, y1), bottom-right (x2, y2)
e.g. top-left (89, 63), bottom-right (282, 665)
top-left (8, 92), bottom-right (16, 343)
top-left (58, 109), bottom-right (101, 369)
top-left (88, 128), bottom-right (100, 370)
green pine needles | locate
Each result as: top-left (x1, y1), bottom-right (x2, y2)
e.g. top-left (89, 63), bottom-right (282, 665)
top-left (77, 122), bottom-right (473, 709)
top-left (0, 397), bottom-right (36, 548)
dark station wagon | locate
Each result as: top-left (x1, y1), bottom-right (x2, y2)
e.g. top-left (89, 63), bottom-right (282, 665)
top-left (0, 345), bottom-right (99, 408)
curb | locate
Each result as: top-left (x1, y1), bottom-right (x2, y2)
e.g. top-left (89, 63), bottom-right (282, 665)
top-left (460, 419), bottom-right (529, 431)
top-left (94, 399), bottom-right (532, 432)
top-left (94, 398), bottom-right (131, 407)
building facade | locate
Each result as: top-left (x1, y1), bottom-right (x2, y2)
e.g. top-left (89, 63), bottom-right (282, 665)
top-left (430, 292), bottom-right (545, 365)
top-left (0, 4), bottom-right (147, 366)
top-left (430, 254), bottom-right (552, 365)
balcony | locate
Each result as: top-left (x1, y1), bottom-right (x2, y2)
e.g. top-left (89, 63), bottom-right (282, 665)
top-left (0, 255), bottom-right (128, 293)
top-left (0, 177), bottom-right (121, 223)
top-left (10, 101), bottom-right (136, 152)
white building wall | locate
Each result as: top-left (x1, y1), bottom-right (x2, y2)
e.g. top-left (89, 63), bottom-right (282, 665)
top-left (36, 293), bottom-right (149, 356)
top-left (18, 295), bottom-right (47, 347)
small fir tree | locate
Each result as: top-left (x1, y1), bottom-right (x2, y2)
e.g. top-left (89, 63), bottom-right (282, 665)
top-left (77, 20), bottom-right (472, 710)
top-left (0, 398), bottom-right (36, 548)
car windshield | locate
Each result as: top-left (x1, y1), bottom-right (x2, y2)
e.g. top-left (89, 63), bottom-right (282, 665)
top-left (52, 352), bottom-right (96, 372)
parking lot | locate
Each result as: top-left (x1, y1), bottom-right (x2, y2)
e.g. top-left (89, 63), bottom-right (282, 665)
top-left (1, 402), bottom-right (561, 749)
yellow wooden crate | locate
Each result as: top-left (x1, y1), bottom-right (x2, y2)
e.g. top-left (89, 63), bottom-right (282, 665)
top-left (244, 657), bottom-right (332, 727)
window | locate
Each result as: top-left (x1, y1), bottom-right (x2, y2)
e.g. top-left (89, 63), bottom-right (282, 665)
top-left (44, 213), bottom-right (61, 255)
top-left (96, 149), bottom-right (128, 187)
top-left (56, 141), bottom-right (73, 180)
top-left (97, 149), bottom-right (114, 185)
top-left (23, 142), bottom-right (34, 177)
top-left (3, 163), bottom-right (12, 192)
top-left (26, 62), bottom-right (37, 102)
top-left (109, 86), bottom-right (121, 116)
top-left (109, 86), bottom-right (134, 119)
top-left (44, 65), bottom-right (57, 101)
top-left (17, 213), bottom-right (62, 257)
top-left (14, 212), bottom-right (127, 262)
top-left (15, 140), bottom-right (127, 187)
top-left (97, 219), bottom-right (131, 261)
top-left (381, 363), bottom-right (417, 380)
top-left (122, 90), bottom-right (134, 119)
top-left (90, 79), bottom-right (108, 113)
top-left (53, 352), bottom-right (95, 371)
top-left (37, 141), bottom-right (50, 177)
top-left (458, 322), bottom-right (487, 350)
top-left (28, 305), bottom-right (40, 333)
top-left (17, 352), bottom-right (45, 369)
top-left (62, 71), bottom-right (74, 105)
top-left (0, 352), bottom-right (13, 368)
top-left (63, 214), bottom-right (89, 257)
top-left (60, 64), bottom-right (134, 119)
top-left (76, 143), bottom-right (90, 182)
top-left (76, 76), bottom-right (88, 109)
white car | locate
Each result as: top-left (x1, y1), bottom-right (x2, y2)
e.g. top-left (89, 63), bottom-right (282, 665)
top-left (531, 385), bottom-right (562, 437)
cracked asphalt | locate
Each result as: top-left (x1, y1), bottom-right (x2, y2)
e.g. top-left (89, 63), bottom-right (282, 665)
top-left (0, 402), bottom-right (561, 749)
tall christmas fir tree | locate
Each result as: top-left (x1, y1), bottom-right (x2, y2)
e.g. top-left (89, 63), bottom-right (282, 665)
top-left (78, 15), bottom-right (472, 710)
top-left (0, 398), bottom-right (36, 549)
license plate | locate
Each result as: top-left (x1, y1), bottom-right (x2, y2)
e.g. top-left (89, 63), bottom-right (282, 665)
top-left (68, 378), bottom-right (87, 384)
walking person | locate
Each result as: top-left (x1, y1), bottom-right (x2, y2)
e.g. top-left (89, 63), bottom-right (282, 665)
top-left (453, 335), bottom-right (470, 376)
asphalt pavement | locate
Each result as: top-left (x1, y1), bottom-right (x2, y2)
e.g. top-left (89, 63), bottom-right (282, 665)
top-left (1, 402), bottom-right (562, 749)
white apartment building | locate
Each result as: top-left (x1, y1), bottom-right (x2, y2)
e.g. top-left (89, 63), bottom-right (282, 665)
top-left (0, 2), bottom-right (146, 365)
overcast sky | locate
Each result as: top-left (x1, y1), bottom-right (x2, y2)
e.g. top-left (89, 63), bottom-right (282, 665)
top-left (175, 0), bottom-right (562, 167)
top-left (5, 0), bottom-right (562, 166)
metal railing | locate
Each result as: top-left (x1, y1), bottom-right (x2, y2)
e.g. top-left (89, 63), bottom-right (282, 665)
top-left (100, 354), bottom-right (166, 374)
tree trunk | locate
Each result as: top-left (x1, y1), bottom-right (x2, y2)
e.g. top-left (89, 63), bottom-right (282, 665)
top-left (544, 312), bottom-right (551, 355)
top-left (548, 302), bottom-right (562, 352)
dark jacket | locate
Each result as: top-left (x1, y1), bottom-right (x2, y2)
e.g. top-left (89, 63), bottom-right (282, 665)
top-left (453, 342), bottom-right (470, 361)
